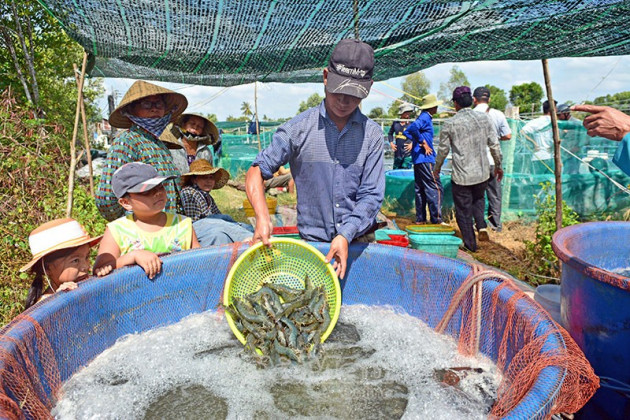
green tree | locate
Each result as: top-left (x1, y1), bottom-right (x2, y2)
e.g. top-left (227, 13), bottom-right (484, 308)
top-left (205, 113), bottom-right (218, 122)
top-left (485, 84), bottom-right (508, 111)
top-left (368, 107), bottom-right (385, 119)
top-left (297, 93), bottom-right (323, 114)
top-left (509, 82), bottom-right (544, 113)
top-left (401, 71), bottom-right (431, 103)
top-left (0, 0), bottom-right (103, 128)
top-left (240, 102), bottom-right (253, 119)
top-left (438, 66), bottom-right (470, 102)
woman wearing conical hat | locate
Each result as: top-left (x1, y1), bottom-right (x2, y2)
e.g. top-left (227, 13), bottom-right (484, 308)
top-left (95, 80), bottom-right (187, 222)
top-left (160, 113), bottom-right (220, 175)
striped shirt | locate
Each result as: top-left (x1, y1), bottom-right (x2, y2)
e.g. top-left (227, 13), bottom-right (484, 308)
top-left (252, 101), bottom-right (384, 242)
top-left (95, 125), bottom-right (180, 221)
top-left (180, 184), bottom-right (221, 221)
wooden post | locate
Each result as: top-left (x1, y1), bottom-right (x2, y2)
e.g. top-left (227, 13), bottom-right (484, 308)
top-left (66, 52), bottom-right (88, 217)
top-left (254, 81), bottom-right (261, 151)
top-left (541, 59), bottom-right (563, 232)
top-left (74, 60), bottom-right (94, 197)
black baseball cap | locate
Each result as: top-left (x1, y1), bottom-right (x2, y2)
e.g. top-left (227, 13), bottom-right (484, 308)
top-left (325, 39), bottom-right (374, 99)
top-left (112, 162), bottom-right (176, 198)
top-left (473, 86), bottom-right (491, 99)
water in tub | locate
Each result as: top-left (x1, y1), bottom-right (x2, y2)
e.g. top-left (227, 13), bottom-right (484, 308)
top-left (53, 305), bottom-right (500, 419)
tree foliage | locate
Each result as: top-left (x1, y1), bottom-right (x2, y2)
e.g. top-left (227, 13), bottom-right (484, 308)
top-left (485, 84), bottom-right (508, 111)
top-left (509, 82), bottom-right (544, 113)
top-left (438, 66), bottom-right (470, 102)
top-left (0, 0), bottom-right (103, 129)
top-left (297, 93), bottom-right (323, 114)
top-left (240, 101), bottom-right (253, 118)
top-left (367, 107), bottom-right (385, 119)
top-left (386, 71), bottom-right (431, 118)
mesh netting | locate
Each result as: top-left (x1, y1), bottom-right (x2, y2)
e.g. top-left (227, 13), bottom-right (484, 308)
top-left (36, 0), bottom-right (630, 84)
top-left (0, 244), bottom-right (597, 419)
top-left (384, 118), bottom-right (630, 218)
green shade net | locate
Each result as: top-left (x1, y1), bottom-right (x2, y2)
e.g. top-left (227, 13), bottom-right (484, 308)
top-left (383, 119), bottom-right (630, 219)
top-left (37, 0), bottom-right (630, 85)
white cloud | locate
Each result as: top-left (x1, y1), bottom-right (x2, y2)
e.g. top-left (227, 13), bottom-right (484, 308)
top-left (97, 55), bottom-right (630, 120)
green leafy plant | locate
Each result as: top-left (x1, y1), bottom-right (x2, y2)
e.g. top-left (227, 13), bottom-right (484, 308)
top-left (525, 182), bottom-right (580, 284)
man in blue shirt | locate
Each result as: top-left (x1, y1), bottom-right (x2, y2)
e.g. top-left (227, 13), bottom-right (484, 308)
top-left (245, 39), bottom-right (384, 279)
top-left (403, 94), bottom-right (444, 224)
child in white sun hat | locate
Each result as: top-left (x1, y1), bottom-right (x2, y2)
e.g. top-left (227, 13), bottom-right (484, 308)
top-left (20, 218), bottom-right (102, 310)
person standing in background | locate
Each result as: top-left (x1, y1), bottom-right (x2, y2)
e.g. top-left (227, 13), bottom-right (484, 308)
top-left (388, 104), bottom-right (414, 169)
top-left (472, 86), bottom-right (511, 233)
top-left (403, 94), bottom-right (444, 225)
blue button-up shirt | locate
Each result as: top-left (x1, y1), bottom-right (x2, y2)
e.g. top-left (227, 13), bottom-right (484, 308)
top-left (252, 101), bottom-right (384, 242)
top-left (403, 111), bottom-right (437, 164)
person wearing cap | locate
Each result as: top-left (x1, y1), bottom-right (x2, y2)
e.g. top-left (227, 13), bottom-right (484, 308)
top-left (433, 86), bottom-right (502, 252)
top-left (472, 86), bottom-right (512, 233)
top-left (403, 93), bottom-right (444, 224)
top-left (245, 38), bottom-right (384, 279)
top-left (20, 218), bottom-right (101, 310)
top-left (388, 103), bottom-right (415, 169)
top-left (161, 113), bottom-right (220, 175)
top-left (571, 104), bottom-right (630, 177)
top-left (94, 162), bottom-right (200, 279)
top-left (521, 100), bottom-right (556, 174)
top-left (96, 80), bottom-right (187, 222)
top-left (179, 159), bottom-right (253, 245)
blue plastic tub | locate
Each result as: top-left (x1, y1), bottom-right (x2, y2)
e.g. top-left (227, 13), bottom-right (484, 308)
top-left (1, 243), bottom-right (585, 418)
top-left (552, 221), bottom-right (630, 418)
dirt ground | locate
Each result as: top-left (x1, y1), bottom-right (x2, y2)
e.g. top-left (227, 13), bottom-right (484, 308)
top-left (393, 216), bottom-right (537, 282)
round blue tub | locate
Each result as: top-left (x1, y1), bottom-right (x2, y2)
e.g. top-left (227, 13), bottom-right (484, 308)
top-left (552, 221), bottom-right (630, 418)
top-left (1, 243), bottom-right (579, 418)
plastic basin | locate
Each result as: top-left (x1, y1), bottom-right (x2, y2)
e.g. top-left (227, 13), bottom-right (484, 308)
top-left (552, 221), bottom-right (630, 418)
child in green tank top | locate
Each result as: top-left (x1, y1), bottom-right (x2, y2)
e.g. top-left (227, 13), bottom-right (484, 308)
top-left (94, 162), bottom-right (200, 279)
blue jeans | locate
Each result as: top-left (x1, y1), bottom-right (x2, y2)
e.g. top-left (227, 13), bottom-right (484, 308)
top-left (193, 215), bottom-right (253, 246)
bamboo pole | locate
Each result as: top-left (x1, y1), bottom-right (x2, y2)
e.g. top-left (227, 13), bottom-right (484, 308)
top-left (74, 60), bottom-right (94, 197)
top-left (66, 52), bottom-right (88, 217)
top-left (541, 59), bottom-right (563, 232)
top-left (254, 81), bottom-right (261, 151)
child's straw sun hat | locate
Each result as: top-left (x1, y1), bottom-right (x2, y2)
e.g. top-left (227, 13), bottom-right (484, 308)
top-left (20, 218), bottom-right (102, 272)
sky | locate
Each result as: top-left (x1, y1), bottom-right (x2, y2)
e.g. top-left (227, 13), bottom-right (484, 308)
top-left (97, 55), bottom-right (630, 122)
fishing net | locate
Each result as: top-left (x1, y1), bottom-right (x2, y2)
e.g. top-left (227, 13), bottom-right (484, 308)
top-left (0, 243), bottom-right (598, 419)
top-left (384, 118), bottom-right (630, 218)
top-left (36, 0), bottom-right (630, 85)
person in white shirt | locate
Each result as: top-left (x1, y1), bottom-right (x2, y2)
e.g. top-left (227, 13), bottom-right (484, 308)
top-left (521, 100), bottom-right (556, 174)
top-left (473, 87), bottom-right (511, 233)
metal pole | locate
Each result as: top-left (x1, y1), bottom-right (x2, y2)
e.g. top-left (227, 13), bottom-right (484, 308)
top-left (541, 59), bottom-right (563, 232)
top-left (66, 52), bottom-right (88, 217)
top-left (254, 81), bottom-right (261, 151)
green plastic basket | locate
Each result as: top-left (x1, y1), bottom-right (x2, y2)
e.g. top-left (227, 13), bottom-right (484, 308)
top-left (375, 229), bottom-right (408, 241)
top-left (406, 224), bottom-right (455, 235)
top-left (409, 234), bottom-right (462, 258)
top-left (223, 238), bottom-right (341, 344)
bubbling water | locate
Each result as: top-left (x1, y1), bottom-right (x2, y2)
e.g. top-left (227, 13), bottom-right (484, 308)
top-left (53, 305), bottom-right (500, 419)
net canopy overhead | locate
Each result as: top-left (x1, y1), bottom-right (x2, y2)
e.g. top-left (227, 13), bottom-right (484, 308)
top-left (39, 0), bottom-right (630, 86)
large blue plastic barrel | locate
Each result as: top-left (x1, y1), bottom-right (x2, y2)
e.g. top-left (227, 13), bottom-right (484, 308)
top-left (552, 221), bottom-right (630, 418)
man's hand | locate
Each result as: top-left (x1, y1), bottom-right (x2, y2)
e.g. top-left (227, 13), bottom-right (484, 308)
top-left (389, 142), bottom-right (397, 152)
top-left (325, 235), bottom-right (349, 279)
top-left (132, 250), bottom-right (162, 279)
top-left (403, 142), bottom-right (413, 153)
top-left (494, 166), bottom-right (504, 182)
top-left (572, 104), bottom-right (630, 141)
top-left (432, 168), bottom-right (440, 178)
top-left (252, 216), bottom-right (273, 247)
top-left (422, 142), bottom-right (433, 155)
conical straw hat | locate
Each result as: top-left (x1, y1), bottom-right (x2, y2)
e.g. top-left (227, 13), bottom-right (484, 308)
top-left (158, 123), bottom-right (184, 150)
top-left (173, 113), bottom-right (220, 146)
top-left (108, 80), bottom-right (188, 129)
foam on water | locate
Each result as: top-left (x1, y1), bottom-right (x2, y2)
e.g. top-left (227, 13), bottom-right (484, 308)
top-left (53, 305), bottom-right (500, 419)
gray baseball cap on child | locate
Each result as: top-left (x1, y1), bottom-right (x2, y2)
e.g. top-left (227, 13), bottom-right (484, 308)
top-left (112, 162), bottom-right (176, 198)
